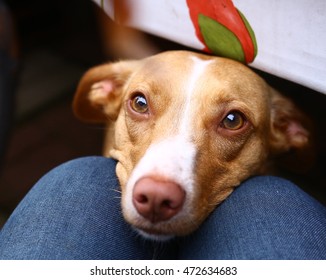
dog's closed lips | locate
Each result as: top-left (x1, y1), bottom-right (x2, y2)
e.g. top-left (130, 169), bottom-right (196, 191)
top-left (73, 51), bottom-right (313, 240)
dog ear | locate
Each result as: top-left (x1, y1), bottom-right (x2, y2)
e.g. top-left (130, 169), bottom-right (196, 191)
top-left (269, 89), bottom-right (315, 172)
top-left (73, 60), bottom-right (139, 123)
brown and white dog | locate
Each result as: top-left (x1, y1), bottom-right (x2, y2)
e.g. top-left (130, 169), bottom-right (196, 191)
top-left (73, 51), bottom-right (312, 240)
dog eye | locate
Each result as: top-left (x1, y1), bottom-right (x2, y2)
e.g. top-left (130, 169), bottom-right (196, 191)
top-left (221, 111), bottom-right (245, 130)
top-left (130, 94), bottom-right (148, 114)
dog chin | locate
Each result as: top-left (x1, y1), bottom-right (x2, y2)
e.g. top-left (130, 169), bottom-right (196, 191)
top-left (135, 228), bottom-right (175, 242)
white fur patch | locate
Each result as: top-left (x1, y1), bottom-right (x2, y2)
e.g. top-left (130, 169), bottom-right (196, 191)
top-left (179, 56), bottom-right (213, 136)
top-left (124, 135), bottom-right (196, 219)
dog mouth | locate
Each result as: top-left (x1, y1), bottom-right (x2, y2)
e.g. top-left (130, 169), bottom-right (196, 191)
top-left (134, 227), bottom-right (175, 241)
top-left (130, 213), bottom-right (197, 241)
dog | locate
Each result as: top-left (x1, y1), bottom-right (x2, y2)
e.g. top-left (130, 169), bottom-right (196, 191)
top-left (73, 50), bottom-right (312, 240)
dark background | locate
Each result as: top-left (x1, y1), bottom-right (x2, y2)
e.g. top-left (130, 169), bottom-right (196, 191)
top-left (0, 0), bottom-right (106, 224)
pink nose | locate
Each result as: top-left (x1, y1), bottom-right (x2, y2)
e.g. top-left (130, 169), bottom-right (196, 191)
top-left (132, 177), bottom-right (185, 224)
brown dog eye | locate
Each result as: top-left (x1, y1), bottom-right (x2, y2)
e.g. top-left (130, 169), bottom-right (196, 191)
top-left (221, 111), bottom-right (245, 130)
top-left (131, 94), bottom-right (148, 113)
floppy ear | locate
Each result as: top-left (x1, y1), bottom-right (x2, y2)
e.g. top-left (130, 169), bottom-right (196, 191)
top-left (73, 60), bottom-right (139, 123)
top-left (269, 89), bottom-right (315, 172)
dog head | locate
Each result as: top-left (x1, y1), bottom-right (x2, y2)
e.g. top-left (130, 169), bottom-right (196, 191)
top-left (74, 51), bottom-right (312, 240)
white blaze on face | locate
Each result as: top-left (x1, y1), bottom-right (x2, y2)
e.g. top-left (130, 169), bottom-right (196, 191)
top-left (124, 56), bottom-right (213, 219)
top-left (179, 56), bottom-right (212, 136)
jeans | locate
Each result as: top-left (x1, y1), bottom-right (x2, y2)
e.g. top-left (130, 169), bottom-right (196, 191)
top-left (0, 157), bottom-right (325, 259)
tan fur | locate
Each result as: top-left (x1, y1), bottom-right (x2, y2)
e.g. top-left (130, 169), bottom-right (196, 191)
top-left (73, 51), bottom-right (312, 237)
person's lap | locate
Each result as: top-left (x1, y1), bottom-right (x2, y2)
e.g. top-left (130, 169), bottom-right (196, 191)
top-left (179, 176), bottom-right (326, 259)
top-left (0, 157), bottom-right (325, 259)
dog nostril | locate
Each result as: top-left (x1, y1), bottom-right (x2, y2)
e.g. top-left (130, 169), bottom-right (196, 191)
top-left (162, 200), bottom-right (172, 208)
top-left (132, 177), bottom-right (185, 223)
top-left (137, 194), bottom-right (149, 204)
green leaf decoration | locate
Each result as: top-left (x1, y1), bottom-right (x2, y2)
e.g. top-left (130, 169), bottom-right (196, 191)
top-left (237, 9), bottom-right (258, 58)
top-left (198, 14), bottom-right (245, 63)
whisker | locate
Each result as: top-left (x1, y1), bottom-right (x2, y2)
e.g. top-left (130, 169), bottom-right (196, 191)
top-left (110, 188), bottom-right (122, 194)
